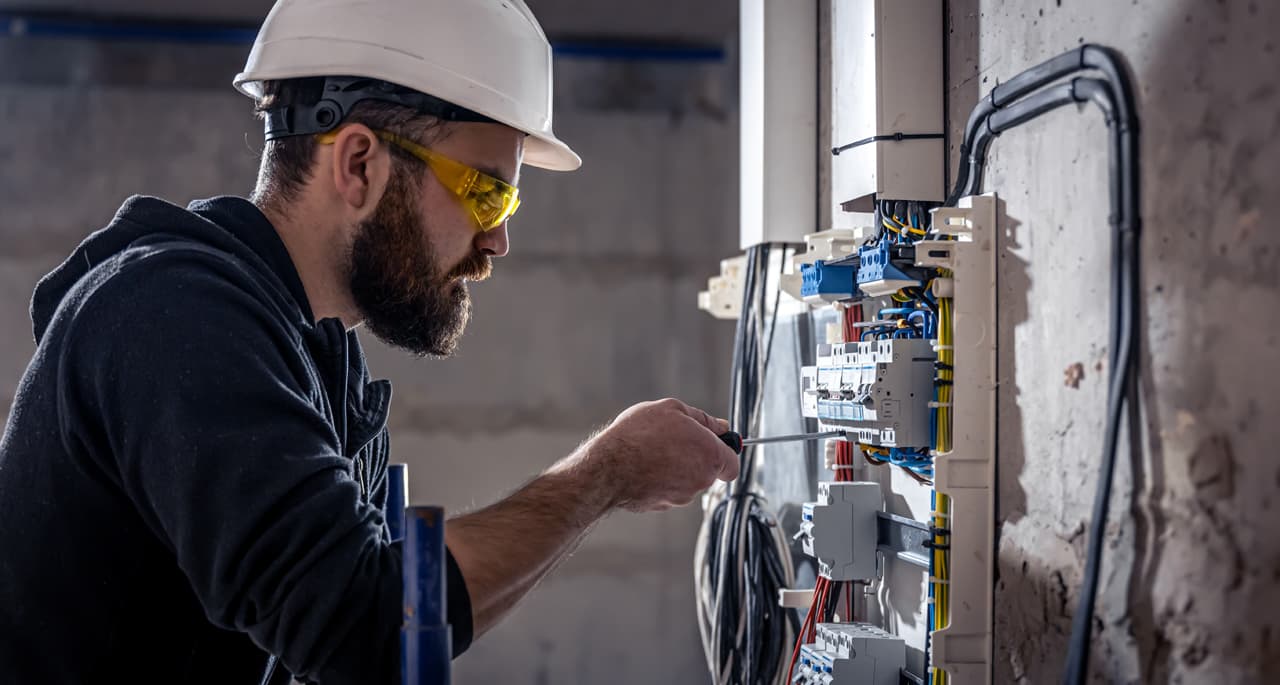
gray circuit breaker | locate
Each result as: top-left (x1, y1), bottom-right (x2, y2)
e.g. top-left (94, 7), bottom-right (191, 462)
top-left (800, 338), bottom-right (935, 447)
top-left (799, 481), bottom-right (881, 581)
top-left (795, 622), bottom-right (907, 685)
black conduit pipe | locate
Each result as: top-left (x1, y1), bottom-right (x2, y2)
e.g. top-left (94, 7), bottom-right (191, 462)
top-left (937, 45), bottom-right (1141, 685)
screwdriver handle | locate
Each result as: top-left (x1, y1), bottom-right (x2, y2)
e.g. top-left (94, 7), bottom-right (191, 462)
top-left (718, 431), bottom-right (743, 454)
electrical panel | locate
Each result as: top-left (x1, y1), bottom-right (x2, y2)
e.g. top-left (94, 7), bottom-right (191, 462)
top-left (697, 196), bottom-right (998, 685)
top-left (697, 2), bottom-right (1002, 683)
top-left (702, 9), bottom-right (1141, 681)
top-left (828, 0), bottom-right (945, 219)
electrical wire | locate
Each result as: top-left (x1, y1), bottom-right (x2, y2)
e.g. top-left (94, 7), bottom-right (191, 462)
top-left (695, 244), bottom-right (797, 685)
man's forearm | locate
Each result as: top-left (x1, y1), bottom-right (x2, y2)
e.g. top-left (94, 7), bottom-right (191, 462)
top-left (444, 445), bottom-right (616, 638)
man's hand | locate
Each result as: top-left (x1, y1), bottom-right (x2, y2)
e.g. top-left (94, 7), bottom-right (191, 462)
top-left (584, 398), bottom-right (741, 512)
top-left (445, 397), bottom-right (739, 640)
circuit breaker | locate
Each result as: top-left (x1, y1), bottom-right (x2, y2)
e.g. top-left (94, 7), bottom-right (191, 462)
top-left (796, 622), bottom-right (906, 685)
top-left (801, 339), bottom-right (936, 448)
top-left (799, 481), bottom-right (881, 581)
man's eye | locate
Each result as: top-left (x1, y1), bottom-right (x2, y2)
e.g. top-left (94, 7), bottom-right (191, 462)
top-left (473, 190), bottom-right (502, 210)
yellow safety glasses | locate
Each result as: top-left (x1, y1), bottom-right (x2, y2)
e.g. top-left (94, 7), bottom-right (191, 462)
top-left (316, 128), bottom-right (521, 232)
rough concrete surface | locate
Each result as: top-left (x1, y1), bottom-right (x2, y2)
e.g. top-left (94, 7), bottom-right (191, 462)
top-left (946, 0), bottom-right (1280, 682)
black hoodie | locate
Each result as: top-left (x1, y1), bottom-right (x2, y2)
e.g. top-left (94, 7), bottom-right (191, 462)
top-left (0, 196), bottom-right (471, 684)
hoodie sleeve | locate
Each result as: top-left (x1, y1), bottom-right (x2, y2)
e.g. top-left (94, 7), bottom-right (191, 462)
top-left (56, 246), bottom-right (401, 684)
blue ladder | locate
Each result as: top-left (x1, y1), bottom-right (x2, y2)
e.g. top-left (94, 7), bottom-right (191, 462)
top-left (387, 464), bottom-right (451, 685)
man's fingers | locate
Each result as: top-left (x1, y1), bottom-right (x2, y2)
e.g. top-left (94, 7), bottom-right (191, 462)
top-left (716, 449), bottom-right (741, 482)
top-left (672, 399), bottom-right (730, 434)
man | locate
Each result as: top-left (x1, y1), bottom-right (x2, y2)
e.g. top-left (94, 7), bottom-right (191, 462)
top-left (0, 0), bottom-right (739, 682)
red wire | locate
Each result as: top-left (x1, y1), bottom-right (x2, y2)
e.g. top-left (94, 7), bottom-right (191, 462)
top-left (787, 577), bottom-right (829, 681)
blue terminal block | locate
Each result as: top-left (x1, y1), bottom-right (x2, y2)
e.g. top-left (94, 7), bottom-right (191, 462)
top-left (801, 260), bottom-right (859, 299)
top-left (402, 506), bottom-right (451, 685)
top-left (856, 241), bottom-right (919, 295)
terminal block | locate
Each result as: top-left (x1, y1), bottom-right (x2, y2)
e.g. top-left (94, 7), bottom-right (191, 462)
top-left (855, 241), bottom-right (919, 296)
top-left (801, 260), bottom-right (859, 302)
top-left (799, 481), bottom-right (880, 581)
top-left (696, 255), bottom-right (746, 320)
top-left (800, 338), bottom-right (935, 448)
top-left (795, 623), bottom-right (906, 685)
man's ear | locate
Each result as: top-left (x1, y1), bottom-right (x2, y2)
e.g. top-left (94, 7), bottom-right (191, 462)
top-left (327, 124), bottom-right (391, 217)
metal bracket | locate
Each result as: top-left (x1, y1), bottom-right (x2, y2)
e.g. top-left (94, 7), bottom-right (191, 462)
top-left (876, 510), bottom-right (932, 570)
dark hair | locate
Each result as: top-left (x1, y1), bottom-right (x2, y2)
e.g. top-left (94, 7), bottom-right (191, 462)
top-left (250, 77), bottom-right (449, 213)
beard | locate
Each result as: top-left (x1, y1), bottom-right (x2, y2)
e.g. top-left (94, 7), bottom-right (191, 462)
top-left (348, 169), bottom-right (492, 357)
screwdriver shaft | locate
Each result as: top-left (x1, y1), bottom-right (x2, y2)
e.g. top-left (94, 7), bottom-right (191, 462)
top-left (740, 430), bottom-right (847, 446)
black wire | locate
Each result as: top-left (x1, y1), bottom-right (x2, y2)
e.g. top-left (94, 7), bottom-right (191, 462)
top-left (704, 244), bottom-right (794, 685)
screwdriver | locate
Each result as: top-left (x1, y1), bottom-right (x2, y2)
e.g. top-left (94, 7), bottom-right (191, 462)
top-left (717, 430), bottom-right (847, 454)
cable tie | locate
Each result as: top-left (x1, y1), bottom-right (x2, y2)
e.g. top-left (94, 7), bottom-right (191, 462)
top-left (928, 577), bottom-right (951, 585)
top-left (831, 132), bottom-right (945, 156)
top-left (928, 402), bottom-right (953, 408)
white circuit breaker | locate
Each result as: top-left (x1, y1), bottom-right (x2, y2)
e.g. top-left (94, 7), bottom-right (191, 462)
top-left (799, 481), bottom-right (881, 581)
top-left (801, 338), bottom-right (936, 447)
top-left (796, 622), bottom-right (906, 685)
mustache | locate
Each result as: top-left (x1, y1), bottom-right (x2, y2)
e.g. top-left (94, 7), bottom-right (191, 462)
top-left (446, 251), bottom-right (493, 282)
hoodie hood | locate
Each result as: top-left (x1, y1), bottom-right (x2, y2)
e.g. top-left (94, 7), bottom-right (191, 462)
top-left (31, 195), bottom-right (314, 343)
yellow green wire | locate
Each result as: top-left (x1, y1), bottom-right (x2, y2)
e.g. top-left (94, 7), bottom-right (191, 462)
top-left (930, 492), bottom-right (951, 685)
top-left (883, 215), bottom-right (928, 238)
top-left (931, 277), bottom-right (954, 685)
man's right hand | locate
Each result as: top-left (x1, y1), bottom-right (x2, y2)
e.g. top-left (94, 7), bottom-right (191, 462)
top-left (584, 398), bottom-right (741, 512)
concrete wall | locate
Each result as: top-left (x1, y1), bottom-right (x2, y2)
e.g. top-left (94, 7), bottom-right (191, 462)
top-left (946, 0), bottom-right (1280, 682)
top-left (0, 4), bottom-right (738, 683)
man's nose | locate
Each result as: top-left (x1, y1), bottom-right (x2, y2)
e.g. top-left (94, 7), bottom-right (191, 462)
top-left (474, 221), bottom-right (509, 258)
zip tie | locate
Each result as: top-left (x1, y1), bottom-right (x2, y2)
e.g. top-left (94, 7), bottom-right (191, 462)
top-left (933, 344), bottom-right (954, 351)
top-left (928, 402), bottom-right (953, 408)
top-left (929, 577), bottom-right (951, 585)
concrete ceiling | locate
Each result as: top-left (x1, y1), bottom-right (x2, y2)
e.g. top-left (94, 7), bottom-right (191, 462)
top-left (0, 0), bottom-right (737, 41)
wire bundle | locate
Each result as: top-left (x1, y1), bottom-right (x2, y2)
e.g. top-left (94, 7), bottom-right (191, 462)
top-left (927, 491), bottom-right (951, 685)
top-left (843, 238), bottom-right (943, 483)
top-left (933, 292), bottom-right (954, 455)
top-left (695, 244), bottom-right (798, 685)
top-left (784, 576), bottom-right (841, 681)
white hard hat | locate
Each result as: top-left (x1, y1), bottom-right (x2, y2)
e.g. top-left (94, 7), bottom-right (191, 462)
top-left (234, 0), bottom-right (581, 172)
